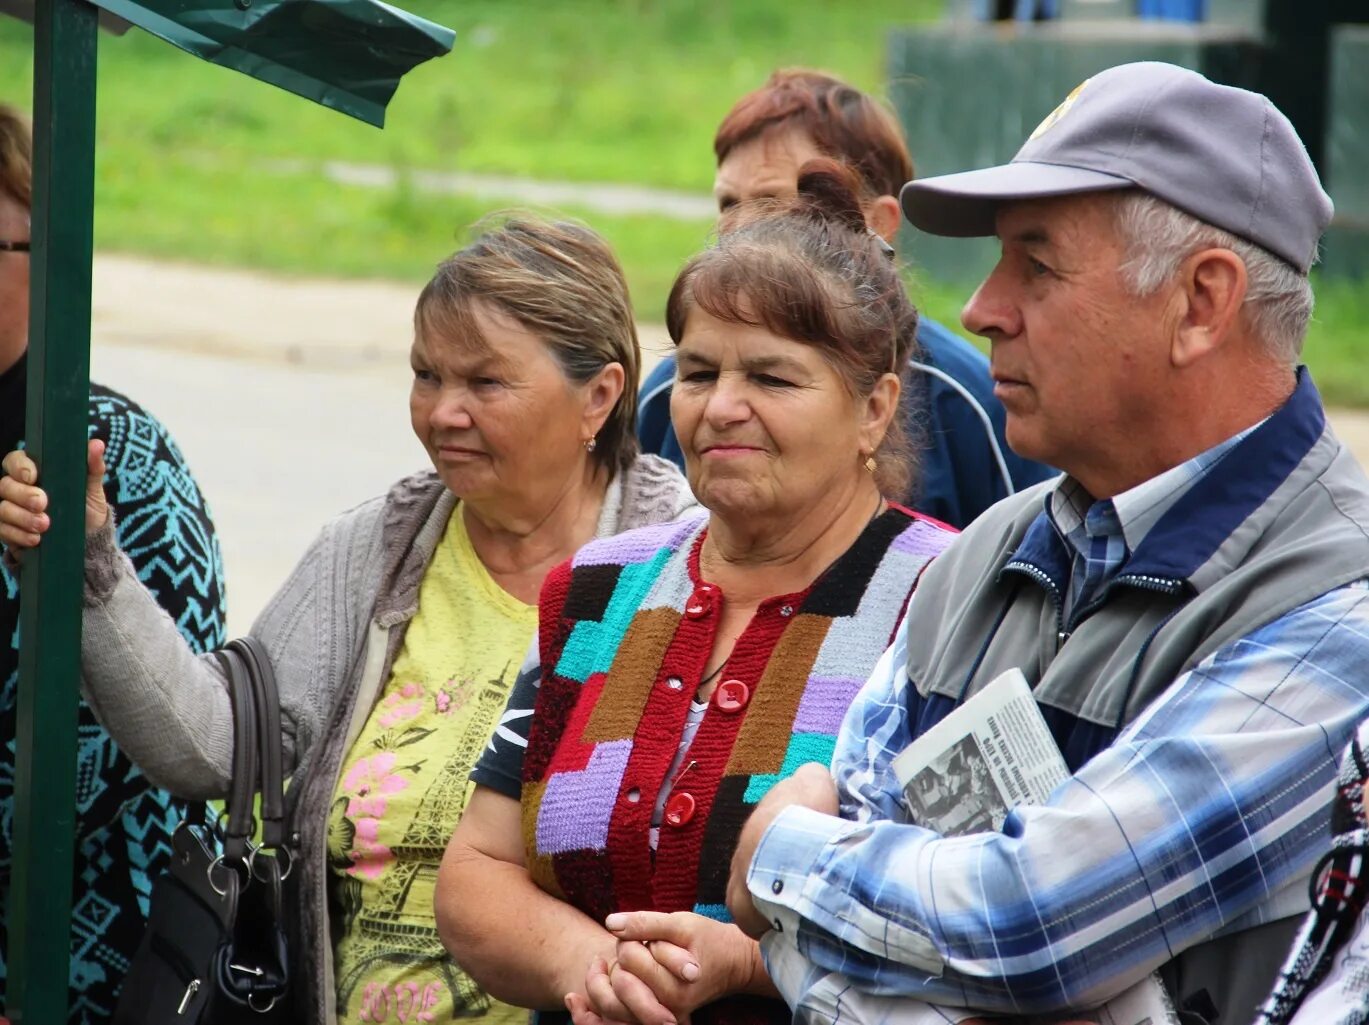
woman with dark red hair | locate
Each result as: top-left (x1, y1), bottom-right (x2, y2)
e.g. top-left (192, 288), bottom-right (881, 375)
top-left (637, 69), bottom-right (1056, 529)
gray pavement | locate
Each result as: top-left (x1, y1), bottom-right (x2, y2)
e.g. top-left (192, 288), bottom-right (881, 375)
top-left (260, 158), bottom-right (718, 221)
top-left (86, 254), bottom-right (1369, 635)
top-left (90, 343), bottom-right (421, 635)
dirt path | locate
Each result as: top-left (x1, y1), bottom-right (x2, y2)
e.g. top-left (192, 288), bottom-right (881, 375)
top-left (1331, 407), bottom-right (1369, 460)
top-left (92, 253), bottom-right (676, 370)
top-left (259, 158), bottom-right (717, 221)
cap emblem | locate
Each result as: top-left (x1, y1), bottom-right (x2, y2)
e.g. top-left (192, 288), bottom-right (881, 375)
top-left (1029, 79), bottom-right (1090, 141)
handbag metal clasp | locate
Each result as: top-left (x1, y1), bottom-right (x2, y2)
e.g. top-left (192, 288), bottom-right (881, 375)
top-left (248, 843), bottom-right (293, 884)
top-left (177, 979), bottom-right (201, 1015)
top-left (248, 992), bottom-right (281, 1014)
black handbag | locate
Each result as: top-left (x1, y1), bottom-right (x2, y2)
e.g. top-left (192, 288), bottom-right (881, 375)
top-left (113, 637), bottom-right (296, 1024)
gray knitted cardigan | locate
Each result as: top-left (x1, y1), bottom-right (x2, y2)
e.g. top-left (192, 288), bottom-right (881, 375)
top-left (77, 454), bottom-right (699, 1023)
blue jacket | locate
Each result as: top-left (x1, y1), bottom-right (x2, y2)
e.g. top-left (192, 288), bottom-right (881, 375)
top-left (635, 317), bottom-right (1055, 529)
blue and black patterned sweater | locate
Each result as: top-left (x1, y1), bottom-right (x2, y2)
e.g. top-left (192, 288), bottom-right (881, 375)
top-left (0, 352), bottom-right (227, 1024)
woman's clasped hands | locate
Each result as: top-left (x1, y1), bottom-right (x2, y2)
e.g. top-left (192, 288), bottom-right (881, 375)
top-left (564, 910), bottom-right (766, 1025)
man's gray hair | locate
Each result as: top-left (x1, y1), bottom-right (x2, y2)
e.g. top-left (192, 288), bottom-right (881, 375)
top-left (1111, 192), bottom-right (1313, 363)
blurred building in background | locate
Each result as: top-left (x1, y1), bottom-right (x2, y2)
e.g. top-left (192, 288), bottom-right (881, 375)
top-left (900, 0), bottom-right (1369, 282)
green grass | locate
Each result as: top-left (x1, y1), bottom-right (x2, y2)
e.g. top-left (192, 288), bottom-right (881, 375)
top-left (1303, 279), bottom-right (1369, 408)
top-left (0, 1), bottom-right (940, 317)
top-left (1, 0), bottom-right (1365, 402)
top-left (92, 148), bottom-right (716, 317)
top-left (0, 1), bottom-right (943, 192)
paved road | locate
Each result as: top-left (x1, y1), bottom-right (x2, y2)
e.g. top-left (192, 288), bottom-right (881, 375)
top-left (90, 344), bottom-right (421, 635)
top-left (260, 158), bottom-right (717, 221)
top-left (85, 254), bottom-right (1369, 635)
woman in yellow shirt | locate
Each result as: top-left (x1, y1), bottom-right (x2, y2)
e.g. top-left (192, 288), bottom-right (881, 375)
top-left (0, 216), bottom-right (698, 1023)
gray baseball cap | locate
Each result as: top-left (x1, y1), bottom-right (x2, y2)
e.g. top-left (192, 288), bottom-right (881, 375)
top-left (899, 62), bottom-right (1333, 273)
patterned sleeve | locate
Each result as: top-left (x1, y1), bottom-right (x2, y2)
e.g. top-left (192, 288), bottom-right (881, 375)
top-left (470, 632), bottom-right (541, 799)
top-left (91, 386), bottom-right (227, 655)
top-left (749, 580), bottom-right (1369, 1015)
top-left (48, 386), bottom-right (232, 1005)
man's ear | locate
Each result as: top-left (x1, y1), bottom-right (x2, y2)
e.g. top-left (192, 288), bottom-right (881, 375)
top-left (1172, 248), bottom-right (1248, 369)
top-left (865, 195), bottom-right (903, 244)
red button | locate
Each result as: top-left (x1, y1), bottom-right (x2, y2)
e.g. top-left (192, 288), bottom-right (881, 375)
top-left (713, 679), bottom-right (750, 713)
top-left (663, 791), bottom-right (696, 827)
top-left (684, 585), bottom-right (717, 619)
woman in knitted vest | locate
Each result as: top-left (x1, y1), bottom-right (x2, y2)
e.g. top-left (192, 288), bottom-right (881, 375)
top-left (0, 217), bottom-right (698, 1023)
top-left (437, 163), bottom-right (959, 1025)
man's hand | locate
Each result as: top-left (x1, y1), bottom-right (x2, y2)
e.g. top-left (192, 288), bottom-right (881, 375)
top-left (726, 762), bottom-right (839, 939)
top-left (0, 441), bottom-right (108, 558)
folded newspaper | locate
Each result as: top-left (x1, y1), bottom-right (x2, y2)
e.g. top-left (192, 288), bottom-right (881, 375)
top-left (773, 669), bottom-right (1178, 1025)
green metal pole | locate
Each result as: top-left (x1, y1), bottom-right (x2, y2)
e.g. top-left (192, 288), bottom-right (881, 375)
top-left (10, 0), bottom-right (99, 1019)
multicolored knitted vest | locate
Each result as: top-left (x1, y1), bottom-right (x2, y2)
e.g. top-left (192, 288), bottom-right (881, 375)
top-left (521, 507), bottom-right (955, 1023)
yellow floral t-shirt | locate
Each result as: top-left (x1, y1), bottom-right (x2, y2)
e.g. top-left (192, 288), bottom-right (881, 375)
top-left (328, 508), bottom-right (536, 1024)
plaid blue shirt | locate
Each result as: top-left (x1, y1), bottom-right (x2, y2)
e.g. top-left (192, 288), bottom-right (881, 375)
top-left (747, 430), bottom-right (1369, 1019)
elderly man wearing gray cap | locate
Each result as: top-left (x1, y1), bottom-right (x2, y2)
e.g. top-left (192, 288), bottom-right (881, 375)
top-left (716, 62), bottom-right (1369, 1025)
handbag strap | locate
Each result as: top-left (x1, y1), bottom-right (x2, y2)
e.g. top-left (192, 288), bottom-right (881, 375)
top-left (213, 645), bottom-right (259, 867)
top-left (227, 636), bottom-right (288, 852)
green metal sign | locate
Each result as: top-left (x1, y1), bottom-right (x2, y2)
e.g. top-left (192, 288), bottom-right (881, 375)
top-left (87, 0), bottom-right (455, 126)
top-left (10, 3), bottom-right (98, 1019)
top-left (8, 0), bottom-right (452, 1018)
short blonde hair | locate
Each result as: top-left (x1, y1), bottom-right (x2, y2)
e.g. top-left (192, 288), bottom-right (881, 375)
top-left (0, 104), bottom-right (31, 209)
top-left (415, 215), bottom-right (641, 476)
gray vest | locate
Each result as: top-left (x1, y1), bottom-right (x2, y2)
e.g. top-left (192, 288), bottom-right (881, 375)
top-left (903, 403), bottom-right (1369, 1023)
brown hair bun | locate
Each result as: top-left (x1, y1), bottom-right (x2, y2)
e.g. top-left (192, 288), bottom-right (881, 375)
top-left (794, 157), bottom-right (869, 236)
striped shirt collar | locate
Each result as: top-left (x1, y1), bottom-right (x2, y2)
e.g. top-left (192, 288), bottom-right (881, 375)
top-left (1047, 424), bottom-right (1262, 614)
top-left (1049, 419), bottom-right (1263, 558)
top-left (1007, 369), bottom-right (1326, 599)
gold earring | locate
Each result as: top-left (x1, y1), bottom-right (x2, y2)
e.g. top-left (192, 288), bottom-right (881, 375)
top-left (863, 454), bottom-right (877, 474)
